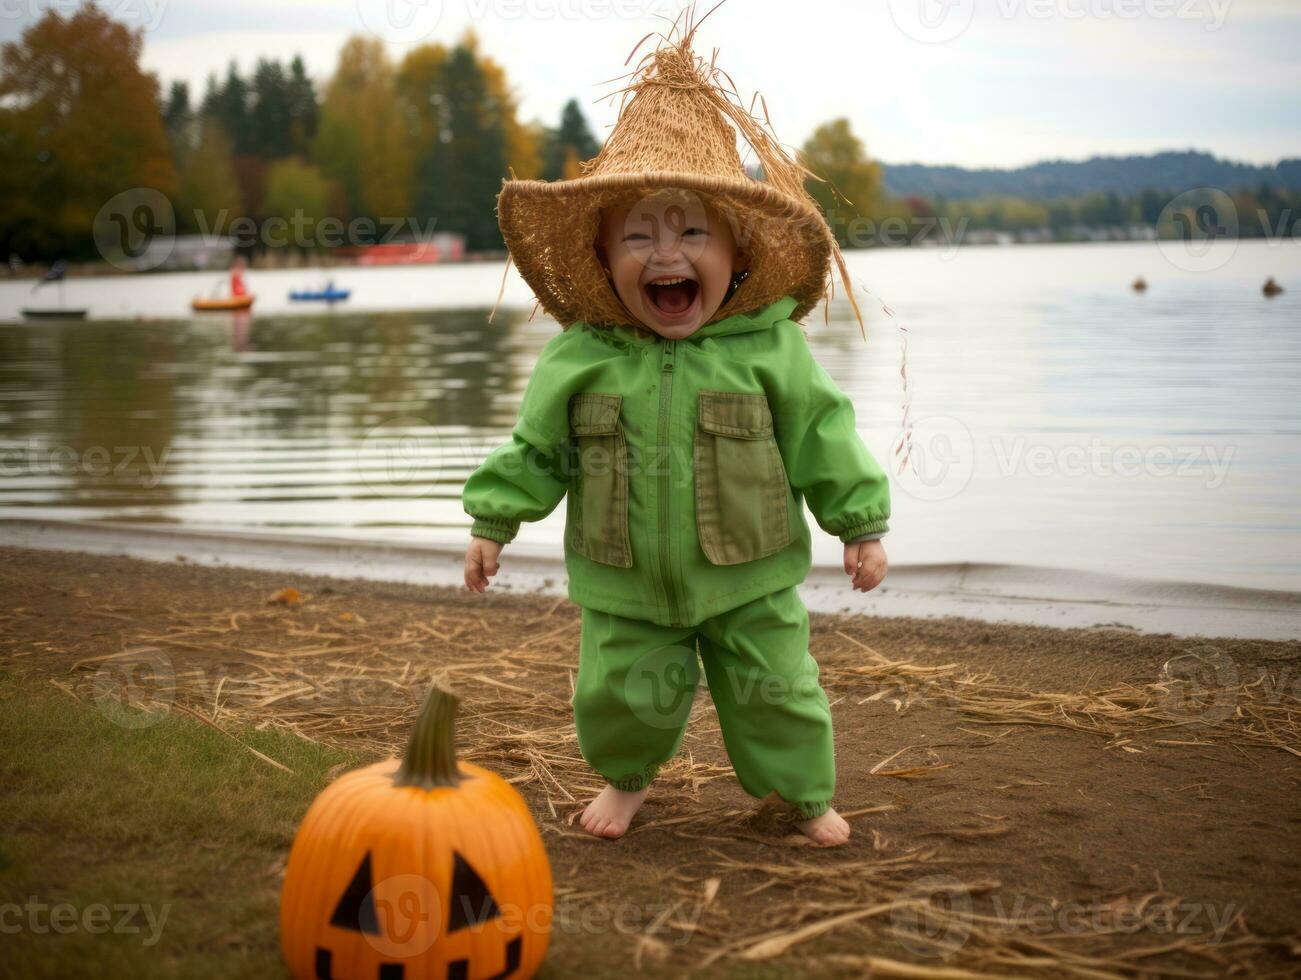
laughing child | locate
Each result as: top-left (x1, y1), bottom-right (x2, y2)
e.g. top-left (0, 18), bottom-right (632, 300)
top-left (460, 24), bottom-right (890, 847)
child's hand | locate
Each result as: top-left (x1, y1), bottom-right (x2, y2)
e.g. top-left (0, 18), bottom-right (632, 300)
top-left (844, 539), bottom-right (888, 593)
top-left (464, 536), bottom-right (504, 592)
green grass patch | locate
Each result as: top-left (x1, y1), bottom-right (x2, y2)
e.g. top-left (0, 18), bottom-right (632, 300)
top-left (0, 672), bottom-right (362, 979)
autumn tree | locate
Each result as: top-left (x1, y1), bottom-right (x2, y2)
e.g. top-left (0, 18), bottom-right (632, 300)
top-left (313, 37), bottom-right (412, 223)
top-left (476, 54), bottom-right (539, 180)
top-left (395, 41), bottom-right (448, 153)
top-left (263, 158), bottom-right (332, 250)
top-left (176, 122), bottom-right (244, 236)
top-left (801, 118), bottom-right (883, 248)
top-left (0, 3), bottom-right (177, 261)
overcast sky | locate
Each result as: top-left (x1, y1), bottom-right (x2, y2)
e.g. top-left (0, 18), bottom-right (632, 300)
top-left (4, 0), bottom-right (1299, 168)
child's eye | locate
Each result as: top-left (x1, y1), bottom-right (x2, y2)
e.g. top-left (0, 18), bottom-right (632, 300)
top-left (683, 227), bottom-right (707, 237)
top-left (624, 232), bottom-right (652, 243)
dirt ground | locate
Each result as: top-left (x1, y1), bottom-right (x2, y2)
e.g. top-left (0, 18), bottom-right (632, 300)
top-left (1, 545), bottom-right (1299, 978)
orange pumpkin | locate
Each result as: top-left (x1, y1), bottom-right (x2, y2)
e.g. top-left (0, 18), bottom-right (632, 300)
top-left (280, 685), bottom-right (552, 979)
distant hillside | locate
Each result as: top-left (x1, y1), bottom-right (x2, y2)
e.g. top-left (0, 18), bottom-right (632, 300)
top-left (881, 151), bottom-right (1301, 201)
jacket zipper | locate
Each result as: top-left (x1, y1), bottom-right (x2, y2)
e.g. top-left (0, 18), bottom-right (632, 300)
top-left (657, 339), bottom-right (682, 625)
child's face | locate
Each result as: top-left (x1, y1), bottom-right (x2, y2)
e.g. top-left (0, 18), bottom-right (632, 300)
top-left (597, 195), bottom-right (743, 339)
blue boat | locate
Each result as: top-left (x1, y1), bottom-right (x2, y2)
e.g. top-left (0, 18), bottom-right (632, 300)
top-left (289, 280), bottom-right (350, 303)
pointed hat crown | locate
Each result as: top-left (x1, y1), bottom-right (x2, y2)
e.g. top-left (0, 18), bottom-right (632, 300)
top-left (496, 10), bottom-right (860, 331)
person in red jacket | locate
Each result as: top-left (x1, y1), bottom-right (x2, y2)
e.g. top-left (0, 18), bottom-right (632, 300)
top-left (229, 255), bottom-right (248, 297)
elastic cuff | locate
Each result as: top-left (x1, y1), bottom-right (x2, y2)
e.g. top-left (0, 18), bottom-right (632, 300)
top-left (791, 799), bottom-right (831, 820)
top-left (837, 518), bottom-right (889, 543)
top-left (470, 518), bottom-right (518, 545)
top-left (608, 763), bottom-right (659, 792)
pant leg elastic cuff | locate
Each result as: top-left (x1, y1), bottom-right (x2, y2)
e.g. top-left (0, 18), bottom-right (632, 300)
top-left (609, 763), bottom-right (659, 792)
top-left (792, 800), bottom-right (831, 820)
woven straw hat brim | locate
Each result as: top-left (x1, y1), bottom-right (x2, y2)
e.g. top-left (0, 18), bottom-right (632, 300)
top-left (498, 169), bottom-right (835, 329)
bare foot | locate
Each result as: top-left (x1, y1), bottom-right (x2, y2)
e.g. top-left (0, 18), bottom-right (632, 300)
top-left (796, 806), bottom-right (851, 846)
top-left (579, 784), bottom-right (649, 839)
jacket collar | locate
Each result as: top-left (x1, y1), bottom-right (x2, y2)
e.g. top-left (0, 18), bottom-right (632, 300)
top-left (593, 296), bottom-right (798, 346)
top-left (693, 295), bottom-right (799, 340)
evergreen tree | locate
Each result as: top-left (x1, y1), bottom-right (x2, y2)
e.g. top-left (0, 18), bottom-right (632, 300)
top-left (163, 80), bottom-right (195, 157)
top-left (400, 36), bottom-right (520, 250)
top-left (429, 44), bottom-right (506, 250)
top-left (249, 58), bottom-right (293, 160)
top-left (542, 99), bottom-right (599, 180)
top-left (286, 55), bottom-right (318, 157)
top-left (206, 61), bottom-right (252, 155)
top-left (1137, 187), bottom-right (1166, 225)
top-left (199, 72), bottom-right (220, 118)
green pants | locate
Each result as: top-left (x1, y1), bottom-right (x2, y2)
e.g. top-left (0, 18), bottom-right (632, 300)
top-left (572, 585), bottom-right (834, 820)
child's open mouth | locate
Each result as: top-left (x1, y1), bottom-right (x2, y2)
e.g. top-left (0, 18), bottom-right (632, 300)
top-left (643, 275), bottom-right (699, 319)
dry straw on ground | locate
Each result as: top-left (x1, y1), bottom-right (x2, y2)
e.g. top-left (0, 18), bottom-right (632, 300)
top-left (8, 581), bottom-right (1294, 979)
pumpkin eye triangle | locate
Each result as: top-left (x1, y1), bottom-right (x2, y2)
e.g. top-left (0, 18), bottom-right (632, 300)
top-left (448, 851), bottom-right (500, 931)
top-left (329, 851), bottom-right (381, 936)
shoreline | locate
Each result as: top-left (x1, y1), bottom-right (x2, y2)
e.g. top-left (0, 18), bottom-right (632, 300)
top-left (0, 236), bottom-right (1197, 284)
top-left (4, 518), bottom-right (1297, 640)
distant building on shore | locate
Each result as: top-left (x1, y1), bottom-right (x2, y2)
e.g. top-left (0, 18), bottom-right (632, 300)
top-left (127, 235), bottom-right (237, 273)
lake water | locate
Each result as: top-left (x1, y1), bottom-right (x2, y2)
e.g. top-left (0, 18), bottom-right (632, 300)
top-left (1, 240), bottom-right (1298, 593)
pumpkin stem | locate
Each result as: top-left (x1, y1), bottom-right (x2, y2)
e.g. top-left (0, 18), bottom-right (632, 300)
top-left (394, 685), bottom-right (463, 789)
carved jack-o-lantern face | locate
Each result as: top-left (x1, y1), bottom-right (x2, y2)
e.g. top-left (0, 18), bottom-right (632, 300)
top-left (280, 687), bottom-right (553, 979)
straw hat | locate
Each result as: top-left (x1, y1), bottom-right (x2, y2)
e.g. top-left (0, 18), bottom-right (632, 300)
top-left (496, 15), bottom-right (861, 331)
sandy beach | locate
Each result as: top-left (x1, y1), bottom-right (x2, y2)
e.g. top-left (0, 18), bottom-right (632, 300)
top-left (2, 543), bottom-right (1298, 977)
top-left (6, 520), bottom-right (1300, 641)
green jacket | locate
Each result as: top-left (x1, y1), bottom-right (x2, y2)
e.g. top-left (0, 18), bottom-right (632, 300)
top-left (462, 295), bottom-right (891, 628)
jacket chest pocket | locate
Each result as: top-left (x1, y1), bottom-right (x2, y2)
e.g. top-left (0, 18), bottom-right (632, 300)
top-left (694, 390), bottom-right (792, 565)
top-left (566, 393), bottom-right (632, 568)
